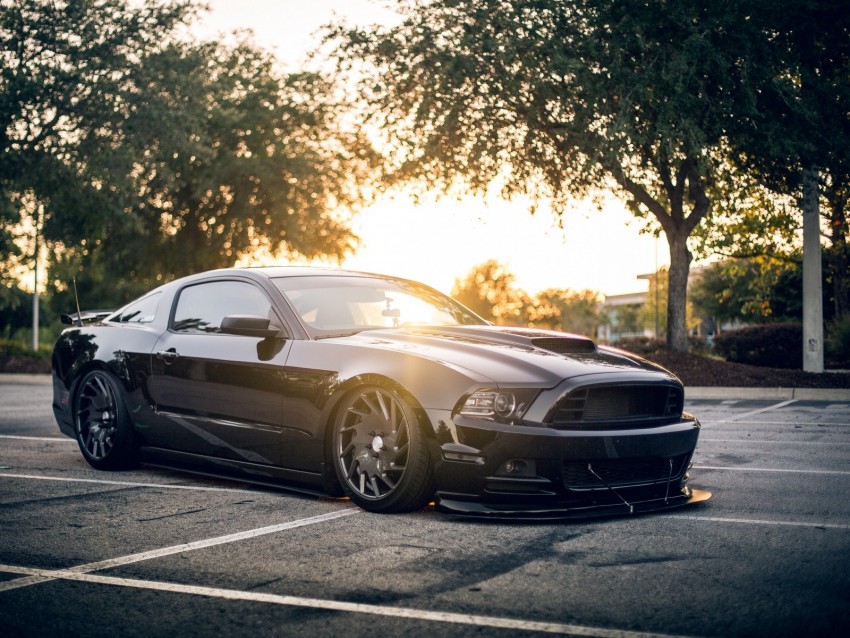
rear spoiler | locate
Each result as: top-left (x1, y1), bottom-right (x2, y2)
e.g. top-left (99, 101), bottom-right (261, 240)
top-left (61, 310), bottom-right (114, 326)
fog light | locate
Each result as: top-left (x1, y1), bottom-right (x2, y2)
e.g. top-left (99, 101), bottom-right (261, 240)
top-left (496, 458), bottom-right (536, 477)
top-left (505, 459), bottom-right (526, 474)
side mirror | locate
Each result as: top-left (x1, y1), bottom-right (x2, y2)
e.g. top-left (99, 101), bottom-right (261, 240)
top-left (220, 314), bottom-right (285, 339)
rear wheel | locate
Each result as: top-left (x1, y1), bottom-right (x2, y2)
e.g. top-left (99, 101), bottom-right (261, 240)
top-left (332, 386), bottom-right (433, 513)
top-left (74, 370), bottom-right (138, 470)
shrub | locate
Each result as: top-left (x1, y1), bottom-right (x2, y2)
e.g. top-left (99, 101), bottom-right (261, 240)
top-left (0, 339), bottom-right (53, 359)
top-left (826, 315), bottom-right (850, 368)
top-left (712, 323), bottom-right (802, 369)
top-left (611, 336), bottom-right (665, 355)
top-left (611, 335), bottom-right (710, 356)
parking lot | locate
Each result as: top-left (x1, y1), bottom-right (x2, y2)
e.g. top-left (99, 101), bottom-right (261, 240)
top-left (1, 376), bottom-right (849, 637)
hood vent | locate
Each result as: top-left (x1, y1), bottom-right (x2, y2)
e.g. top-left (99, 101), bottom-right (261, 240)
top-left (531, 337), bottom-right (596, 355)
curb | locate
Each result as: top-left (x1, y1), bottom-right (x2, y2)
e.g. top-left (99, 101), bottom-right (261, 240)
top-left (0, 374), bottom-right (51, 385)
top-left (685, 386), bottom-right (850, 401)
top-left (2, 374), bottom-right (850, 402)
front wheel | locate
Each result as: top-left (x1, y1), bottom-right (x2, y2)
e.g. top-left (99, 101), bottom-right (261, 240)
top-left (332, 386), bottom-right (434, 513)
top-left (74, 370), bottom-right (138, 471)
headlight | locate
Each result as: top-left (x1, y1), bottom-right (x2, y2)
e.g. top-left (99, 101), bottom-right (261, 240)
top-left (459, 388), bottom-right (539, 424)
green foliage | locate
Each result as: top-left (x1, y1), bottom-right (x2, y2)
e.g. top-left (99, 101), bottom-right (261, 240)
top-left (607, 303), bottom-right (643, 339)
top-left (713, 323), bottom-right (803, 369)
top-left (725, 1), bottom-right (850, 195)
top-left (531, 288), bottom-right (601, 338)
top-left (451, 260), bottom-right (602, 334)
top-left (690, 182), bottom-right (801, 262)
top-left (688, 257), bottom-right (843, 330)
top-left (0, 338), bottom-right (52, 359)
top-left (611, 336), bottom-right (665, 357)
top-left (451, 260), bottom-right (529, 325)
top-left (329, 0), bottom-right (776, 351)
top-left (1, 0), bottom-right (379, 310)
top-left (706, 2), bottom-right (850, 317)
top-left (611, 335), bottom-right (708, 356)
top-left (825, 315), bottom-right (850, 367)
top-left (690, 259), bottom-right (800, 325)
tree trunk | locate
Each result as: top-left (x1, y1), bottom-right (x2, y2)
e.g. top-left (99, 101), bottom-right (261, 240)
top-left (611, 159), bottom-right (708, 354)
top-left (665, 230), bottom-right (692, 352)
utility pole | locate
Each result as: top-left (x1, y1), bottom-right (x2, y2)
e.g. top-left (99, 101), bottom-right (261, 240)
top-left (654, 237), bottom-right (659, 339)
top-left (32, 208), bottom-right (40, 352)
top-left (802, 167), bottom-right (823, 373)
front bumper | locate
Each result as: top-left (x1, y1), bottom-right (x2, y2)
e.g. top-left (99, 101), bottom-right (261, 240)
top-left (429, 410), bottom-right (711, 519)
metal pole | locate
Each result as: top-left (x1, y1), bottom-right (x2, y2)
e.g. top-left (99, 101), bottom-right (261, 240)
top-left (654, 237), bottom-right (659, 339)
top-left (32, 209), bottom-right (39, 352)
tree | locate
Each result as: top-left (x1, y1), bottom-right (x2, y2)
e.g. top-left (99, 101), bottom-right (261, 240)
top-left (530, 288), bottom-right (601, 338)
top-left (608, 302), bottom-right (643, 340)
top-left (329, 0), bottom-right (766, 351)
top-left (451, 260), bottom-right (603, 335)
top-left (722, 1), bottom-right (850, 370)
top-left (1, 0), bottom-right (378, 309)
top-left (67, 38), bottom-right (377, 295)
top-left (0, 0), bottom-right (198, 286)
top-left (689, 259), bottom-right (804, 328)
top-left (451, 260), bottom-right (529, 325)
top-left (640, 267), bottom-right (701, 339)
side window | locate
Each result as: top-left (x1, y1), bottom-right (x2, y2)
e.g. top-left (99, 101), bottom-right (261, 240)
top-left (172, 281), bottom-right (272, 334)
top-left (113, 292), bottom-right (161, 324)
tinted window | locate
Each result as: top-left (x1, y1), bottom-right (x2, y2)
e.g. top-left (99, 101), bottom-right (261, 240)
top-left (172, 281), bottom-right (272, 334)
top-left (112, 292), bottom-right (161, 324)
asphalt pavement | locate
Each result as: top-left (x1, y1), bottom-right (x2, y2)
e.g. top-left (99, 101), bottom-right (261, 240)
top-left (1, 375), bottom-right (849, 637)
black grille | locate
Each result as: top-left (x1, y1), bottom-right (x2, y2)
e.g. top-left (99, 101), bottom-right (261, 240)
top-left (563, 453), bottom-right (690, 490)
top-left (551, 384), bottom-right (683, 428)
top-left (531, 337), bottom-right (596, 354)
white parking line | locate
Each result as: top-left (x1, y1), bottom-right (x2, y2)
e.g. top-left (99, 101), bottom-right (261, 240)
top-left (75, 510), bottom-right (361, 573)
top-left (717, 399), bottom-right (797, 422)
top-left (0, 435), bottom-right (75, 442)
top-left (663, 515), bottom-right (850, 531)
top-left (702, 421), bottom-right (850, 427)
top-left (0, 564), bottom-right (695, 638)
top-left (0, 509), bottom-right (359, 594)
top-left (700, 419), bottom-right (850, 428)
top-left (701, 439), bottom-right (850, 446)
top-left (694, 465), bottom-right (850, 476)
top-left (0, 482), bottom-right (843, 635)
top-left (0, 472), bottom-right (263, 493)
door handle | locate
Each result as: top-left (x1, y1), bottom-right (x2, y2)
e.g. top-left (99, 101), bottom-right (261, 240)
top-left (155, 348), bottom-right (180, 362)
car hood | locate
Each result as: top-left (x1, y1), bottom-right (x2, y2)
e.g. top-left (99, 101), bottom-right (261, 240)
top-left (339, 325), bottom-right (674, 387)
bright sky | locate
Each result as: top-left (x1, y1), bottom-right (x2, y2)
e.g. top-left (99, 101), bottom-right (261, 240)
top-left (194, 0), bottom-right (665, 296)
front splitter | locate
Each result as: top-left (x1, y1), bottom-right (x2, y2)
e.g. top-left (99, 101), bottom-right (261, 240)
top-left (435, 488), bottom-right (712, 521)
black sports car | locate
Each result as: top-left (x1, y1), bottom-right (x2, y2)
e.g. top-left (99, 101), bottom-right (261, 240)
top-left (52, 267), bottom-right (710, 518)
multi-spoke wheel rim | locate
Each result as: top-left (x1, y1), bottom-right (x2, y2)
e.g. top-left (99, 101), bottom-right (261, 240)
top-left (336, 388), bottom-right (410, 501)
top-left (75, 373), bottom-right (118, 461)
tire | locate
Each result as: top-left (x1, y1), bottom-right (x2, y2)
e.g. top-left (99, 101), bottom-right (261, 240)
top-left (332, 385), bottom-right (434, 513)
top-left (73, 369), bottom-right (138, 471)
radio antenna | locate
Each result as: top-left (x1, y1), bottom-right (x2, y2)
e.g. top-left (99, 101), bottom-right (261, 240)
top-left (72, 277), bottom-right (83, 327)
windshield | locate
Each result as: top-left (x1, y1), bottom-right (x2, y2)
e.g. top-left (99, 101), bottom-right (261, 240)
top-left (272, 275), bottom-right (483, 337)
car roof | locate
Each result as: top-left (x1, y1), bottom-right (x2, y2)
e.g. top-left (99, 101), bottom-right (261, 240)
top-left (189, 266), bottom-right (396, 280)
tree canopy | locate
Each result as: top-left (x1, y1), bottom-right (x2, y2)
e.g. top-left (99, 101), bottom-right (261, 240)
top-left (1, 0), bottom-right (377, 309)
top-left (451, 260), bottom-right (528, 324)
top-left (451, 260), bottom-right (602, 337)
top-left (329, 0), bottom-right (774, 351)
top-left (708, 1), bottom-right (850, 319)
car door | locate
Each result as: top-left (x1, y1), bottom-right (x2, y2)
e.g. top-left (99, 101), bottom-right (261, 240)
top-left (147, 277), bottom-right (292, 466)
